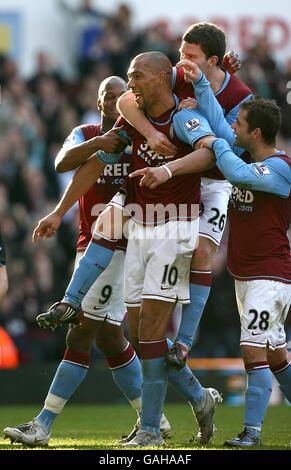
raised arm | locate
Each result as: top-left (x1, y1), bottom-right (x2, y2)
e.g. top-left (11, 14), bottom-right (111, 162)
top-left (55, 127), bottom-right (128, 173)
top-left (117, 91), bottom-right (177, 156)
top-left (176, 60), bottom-right (237, 149)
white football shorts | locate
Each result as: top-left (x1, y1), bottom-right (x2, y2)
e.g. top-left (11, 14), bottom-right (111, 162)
top-left (75, 250), bottom-right (126, 326)
top-left (199, 177), bottom-right (232, 246)
top-left (235, 279), bottom-right (291, 350)
top-left (124, 219), bottom-right (199, 306)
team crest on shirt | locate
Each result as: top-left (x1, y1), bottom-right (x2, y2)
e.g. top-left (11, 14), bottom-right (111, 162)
top-left (137, 141), bottom-right (172, 164)
top-left (124, 139), bottom-right (133, 155)
top-left (185, 118), bottom-right (200, 132)
top-left (253, 163), bottom-right (271, 178)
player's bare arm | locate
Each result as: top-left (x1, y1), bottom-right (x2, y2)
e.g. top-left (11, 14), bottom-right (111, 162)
top-left (55, 127), bottom-right (128, 173)
top-left (129, 147), bottom-right (215, 189)
top-left (117, 91), bottom-right (177, 156)
top-left (33, 156), bottom-right (105, 242)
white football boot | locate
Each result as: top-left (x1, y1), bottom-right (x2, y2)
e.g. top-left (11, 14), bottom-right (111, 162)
top-left (122, 430), bottom-right (164, 447)
top-left (190, 387), bottom-right (223, 445)
top-left (118, 413), bottom-right (171, 444)
top-left (4, 419), bottom-right (50, 446)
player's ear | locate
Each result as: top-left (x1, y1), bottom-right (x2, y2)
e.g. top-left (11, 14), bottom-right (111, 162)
top-left (97, 98), bottom-right (101, 110)
top-left (159, 70), bottom-right (167, 84)
top-left (252, 127), bottom-right (262, 140)
top-left (208, 55), bottom-right (219, 67)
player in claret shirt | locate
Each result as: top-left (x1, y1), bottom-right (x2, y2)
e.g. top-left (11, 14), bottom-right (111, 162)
top-left (33, 52), bottom-right (223, 448)
top-left (140, 98), bottom-right (291, 447)
top-left (102, 52), bottom-right (223, 447)
top-left (118, 22), bottom-right (253, 368)
top-left (3, 76), bottom-right (157, 447)
top-left (200, 100), bottom-right (291, 447)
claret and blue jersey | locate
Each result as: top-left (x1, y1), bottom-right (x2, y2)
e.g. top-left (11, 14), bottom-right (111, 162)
top-left (173, 66), bottom-right (253, 179)
top-left (190, 71), bottom-right (291, 283)
top-left (97, 95), bottom-right (214, 225)
top-left (62, 124), bottom-right (131, 250)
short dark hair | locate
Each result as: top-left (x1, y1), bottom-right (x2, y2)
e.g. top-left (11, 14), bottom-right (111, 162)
top-left (240, 98), bottom-right (281, 145)
top-left (182, 22), bottom-right (226, 66)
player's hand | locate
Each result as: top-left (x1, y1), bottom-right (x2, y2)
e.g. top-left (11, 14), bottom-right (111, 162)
top-left (178, 97), bottom-right (198, 111)
top-left (99, 127), bottom-right (129, 153)
top-left (147, 130), bottom-right (177, 157)
top-left (223, 50), bottom-right (241, 75)
top-left (32, 211), bottom-right (62, 242)
top-left (176, 59), bottom-right (202, 82)
top-left (129, 165), bottom-right (171, 189)
top-left (197, 136), bottom-right (217, 150)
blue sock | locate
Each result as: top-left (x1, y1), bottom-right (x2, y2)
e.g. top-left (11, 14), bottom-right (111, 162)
top-left (140, 340), bottom-right (168, 434)
top-left (168, 366), bottom-right (205, 409)
top-left (141, 358), bottom-right (168, 433)
top-left (176, 278), bottom-right (211, 349)
top-left (63, 242), bottom-right (114, 306)
top-left (244, 366), bottom-right (272, 430)
top-left (272, 361), bottom-right (291, 403)
top-left (166, 339), bottom-right (205, 409)
top-left (107, 344), bottom-right (142, 402)
top-left (36, 358), bottom-right (89, 432)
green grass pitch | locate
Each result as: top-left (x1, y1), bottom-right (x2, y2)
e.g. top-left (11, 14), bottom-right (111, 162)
top-left (0, 404), bottom-right (290, 450)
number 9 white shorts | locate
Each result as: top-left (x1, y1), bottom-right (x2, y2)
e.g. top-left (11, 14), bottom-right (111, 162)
top-left (199, 178), bottom-right (232, 246)
top-left (75, 250), bottom-right (126, 326)
top-left (124, 219), bottom-right (199, 307)
top-left (235, 279), bottom-right (291, 350)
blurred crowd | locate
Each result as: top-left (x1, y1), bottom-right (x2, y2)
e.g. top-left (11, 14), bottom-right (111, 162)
top-left (0, 0), bottom-right (290, 365)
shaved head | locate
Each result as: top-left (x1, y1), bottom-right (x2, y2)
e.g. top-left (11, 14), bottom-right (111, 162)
top-left (127, 51), bottom-right (174, 115)
top-left (133, 52), bottom-right (172, 73)
top-left (97, 75), bottom-right (127, 124)
top-left (98, 76), bottom-right (127, 99)
top-left (131, 52), bottom-right (172, 85)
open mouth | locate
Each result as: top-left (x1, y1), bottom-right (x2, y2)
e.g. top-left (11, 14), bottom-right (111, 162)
top-left (133, 93), bottom-right (142, 103)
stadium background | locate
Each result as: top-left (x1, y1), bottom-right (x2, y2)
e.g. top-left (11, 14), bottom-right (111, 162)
top-left (0, 0), bottom-right (290, 408)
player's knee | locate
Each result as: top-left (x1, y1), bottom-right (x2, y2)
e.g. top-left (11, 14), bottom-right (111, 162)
top-left (240, 344), bottom-right (267, 365)
top-left (192, 240), bottom-right (217, 269)
top-left (66, 322), bottom-right (96, 352)
top-left (139, 308), bottom-right (167, 341)
top-left (267, 347), bottom-right (288, 368)
top-left (96, 323), bottom-right (127, 356)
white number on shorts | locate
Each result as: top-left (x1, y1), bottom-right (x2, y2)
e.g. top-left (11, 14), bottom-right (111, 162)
top-left (162, 264), bottom-right (178, 286)
top-left (99, 285), bottom-right (112, 304)
top-left (247, 309), bottom-right (270, 331)
top-left (208, 208), bottom-right (226, 231)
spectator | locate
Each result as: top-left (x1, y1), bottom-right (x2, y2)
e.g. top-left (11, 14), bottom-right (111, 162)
top-left (0, 18), bottom-right (290, 364)
top-left (58, 0), bottom-right (111, 77)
